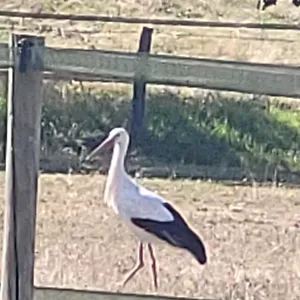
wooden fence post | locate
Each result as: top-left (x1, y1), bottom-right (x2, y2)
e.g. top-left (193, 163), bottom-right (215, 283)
top-left (0, 34), bottom-right (44, 300)
top-left (130, 26), bottom-right (153, 146)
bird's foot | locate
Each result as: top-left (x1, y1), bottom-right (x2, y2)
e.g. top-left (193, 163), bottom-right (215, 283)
top-left (121, 276), bottom-right (131, 287)
top-left (115, 281), bottom-right (125, 292)
top-left (115, 275), bottom-right (132, 289)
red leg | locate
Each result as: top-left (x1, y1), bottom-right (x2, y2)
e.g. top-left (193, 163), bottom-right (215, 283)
top-left (148, 243), bottom-right (158, 290)
top-left (122, 242), bottom-right (144, 286)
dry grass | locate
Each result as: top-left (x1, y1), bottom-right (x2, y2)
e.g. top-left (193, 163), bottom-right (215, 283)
top-left (0, 2), bottom-right (300, 298)
top-left (0, 173), bottom-right (299, 299)
top-left (1, 0), bottom-right (300, 98)
top-left (1, 0), bottom-right (300, 65)
top-left (1, 1), bottom-right (300, 102)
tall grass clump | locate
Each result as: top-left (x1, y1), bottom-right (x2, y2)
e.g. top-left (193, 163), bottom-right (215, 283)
top-left (143, 92), bottom-right (300, 173)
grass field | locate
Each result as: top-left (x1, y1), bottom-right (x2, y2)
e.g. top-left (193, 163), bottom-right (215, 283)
top-left (0, 2), bottom-right (300, 299)
top-left (0, 173), bottom-right (298, 299)
top-left (1, 0), bottom-right (300, 65)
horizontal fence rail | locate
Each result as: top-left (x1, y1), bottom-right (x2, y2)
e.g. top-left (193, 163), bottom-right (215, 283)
top-left (1, 42), bottom-right (300, 97)
top-left (34, 287), bottom-right (213, 300)
top-left (1, 10), bottom-right (300, 30)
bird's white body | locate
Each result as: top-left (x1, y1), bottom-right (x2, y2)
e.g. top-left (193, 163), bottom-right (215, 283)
top-left (117, 182), bottom-right (173, 243)
top-left (86, 127), bottom-right (207, 289)
top-left (103, 141), bottom-right (173, 243)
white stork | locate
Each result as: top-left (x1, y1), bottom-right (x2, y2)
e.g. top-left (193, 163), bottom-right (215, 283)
top-left (86, 127), bottom-right (207, 289)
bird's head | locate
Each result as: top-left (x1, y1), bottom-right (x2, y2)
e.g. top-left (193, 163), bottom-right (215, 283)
top-left (85, 127), bottom-right (129, 161)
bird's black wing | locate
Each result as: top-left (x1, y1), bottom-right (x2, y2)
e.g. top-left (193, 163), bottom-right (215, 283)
top-left (131, 202), bottom-right (207, 264)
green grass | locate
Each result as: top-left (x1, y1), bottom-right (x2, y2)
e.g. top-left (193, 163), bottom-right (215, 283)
top-left (33, 84), bottom-right (300, 176)
top-left (1, 83), bottom-right (299, 178)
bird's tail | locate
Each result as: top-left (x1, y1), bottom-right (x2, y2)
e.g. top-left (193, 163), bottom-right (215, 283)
top-left (184, 228), bottom-right (207, 265)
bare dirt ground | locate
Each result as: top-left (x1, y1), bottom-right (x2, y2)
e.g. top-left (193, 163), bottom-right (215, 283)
top-left (0, 173), bottom-right (299, 299)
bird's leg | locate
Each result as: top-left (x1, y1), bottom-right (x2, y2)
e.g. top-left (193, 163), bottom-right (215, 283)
top-left (122, 242), bottom-right (144, 286)
top-left (148, 243), bottom-right (158, 290)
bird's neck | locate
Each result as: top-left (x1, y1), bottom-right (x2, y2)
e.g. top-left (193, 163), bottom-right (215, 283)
top-left (104, 142), bottom-right (127, 205)
top-left (109, 142), bottom-right (126, 176)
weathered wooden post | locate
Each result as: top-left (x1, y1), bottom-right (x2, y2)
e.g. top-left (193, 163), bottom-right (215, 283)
top-left (130, 26), bottom-right (153, 146)
top-left (0, 33), bottom-right (44, 300)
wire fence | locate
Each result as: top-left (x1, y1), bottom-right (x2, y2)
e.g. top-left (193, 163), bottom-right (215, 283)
top-left (1, 10), bottom-right (300, 30)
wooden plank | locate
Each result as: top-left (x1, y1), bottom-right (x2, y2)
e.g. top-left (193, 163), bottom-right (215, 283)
top-left (2, 42), bottom-right (300, 97)
top-left (43, 47), bottom-right (300, 98)
top-left (34, 287), bottom-right (203, 300)
top-left (130, 26), bottom-right (153, 145)
top-left (0, 34), bottom-right (44, 300)
top-left (44, 47), bottom-right (137, 82)
top-left (0, 69), bottom-right (132, 83)
top-left (1, 10), bottom-right (300, 30)
top-left (0, 33), bottom-right (18, 300)
top-left (144, 55), bottom-right (300, 97)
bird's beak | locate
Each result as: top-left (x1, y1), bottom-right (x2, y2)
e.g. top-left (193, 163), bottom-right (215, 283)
top-left (85, 135), bottom-right (115, 161)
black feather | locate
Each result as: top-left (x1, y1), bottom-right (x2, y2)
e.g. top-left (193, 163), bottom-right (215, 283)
top-left (131, 203), bottom-right (207, 264)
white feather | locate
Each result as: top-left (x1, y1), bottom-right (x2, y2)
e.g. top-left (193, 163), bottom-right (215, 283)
top-left (98, 128), bottom-right (174, 242)
top-left (117, 175), bottom-right (174, 222)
